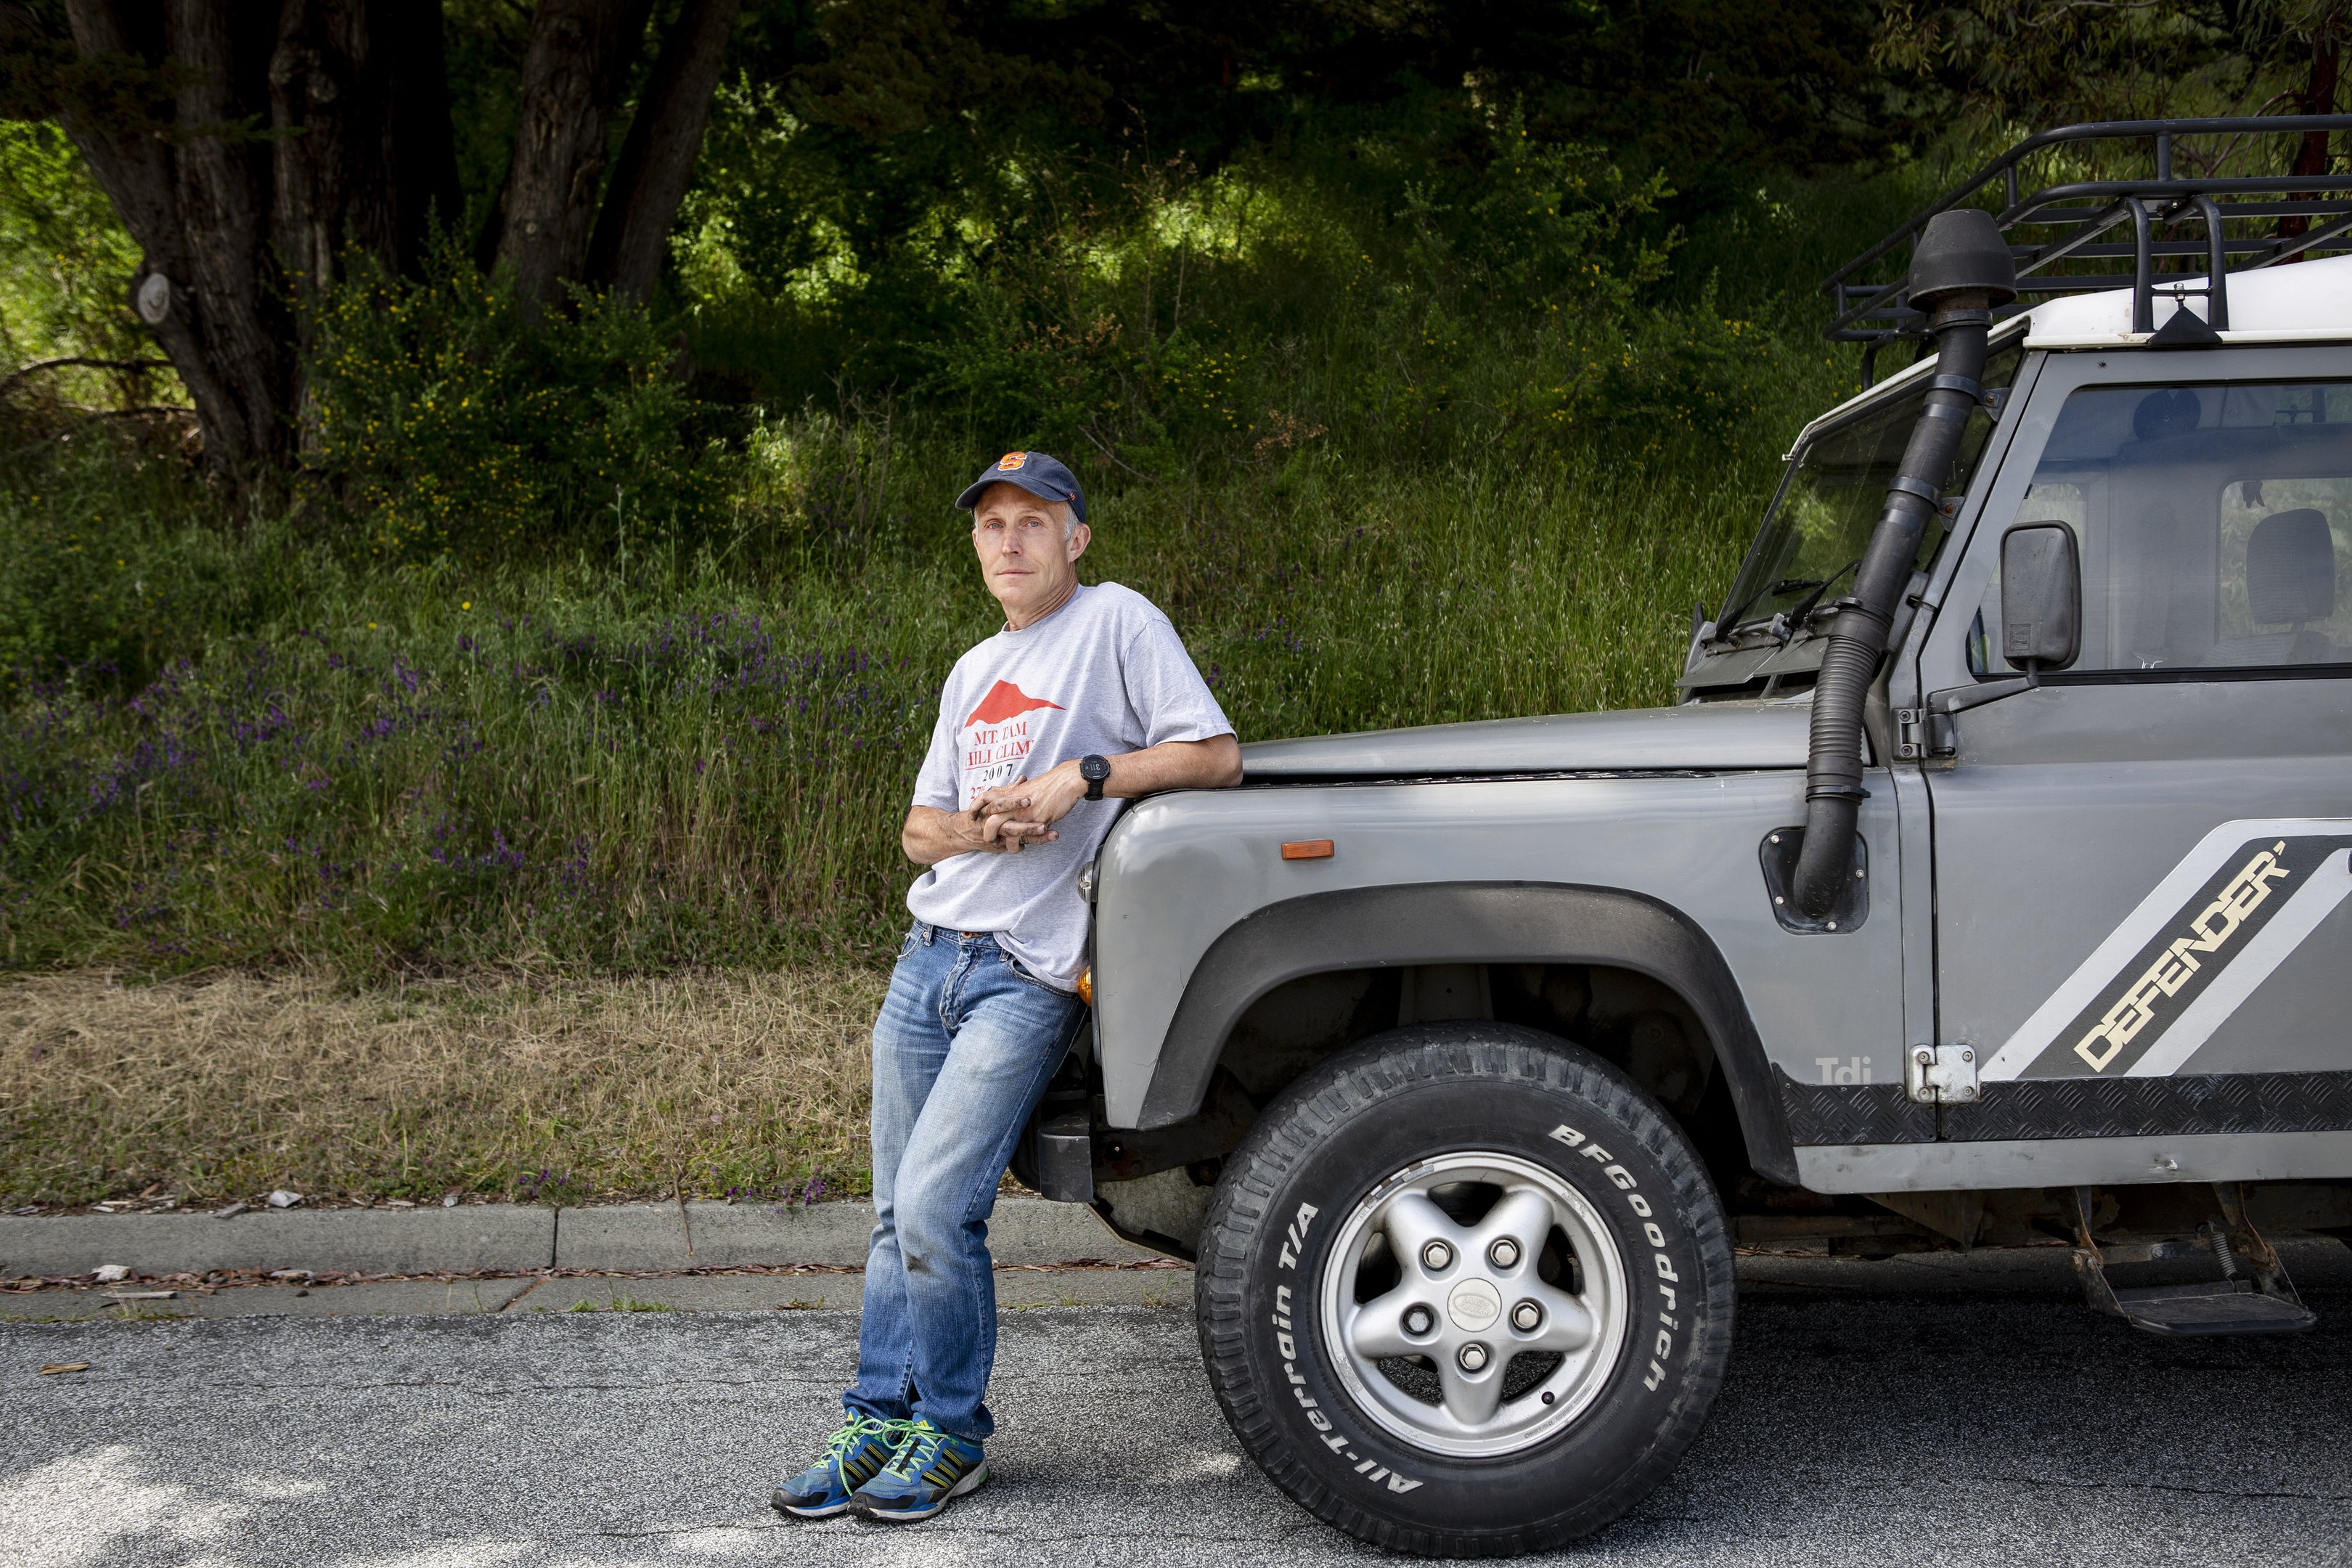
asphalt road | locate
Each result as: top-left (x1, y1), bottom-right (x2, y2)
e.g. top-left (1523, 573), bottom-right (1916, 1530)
top-left (8, 1257), bottom-right (2352, 1567)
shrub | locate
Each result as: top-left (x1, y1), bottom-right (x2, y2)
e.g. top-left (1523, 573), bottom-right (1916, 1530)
top-left (0, 121), bottom-right (146, 378)
top-left (0, 442), bottom-right (309, 701)
top-left (302, 244), bottom-right (724, 563)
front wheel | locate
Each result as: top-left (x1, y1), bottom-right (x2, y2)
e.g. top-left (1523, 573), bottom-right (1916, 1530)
top-left (1196, 1023), bottom-right (1734, 1556)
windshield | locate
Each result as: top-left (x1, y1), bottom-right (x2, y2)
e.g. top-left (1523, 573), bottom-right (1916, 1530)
top-left (1718, 340), bottom-right (2022, 635)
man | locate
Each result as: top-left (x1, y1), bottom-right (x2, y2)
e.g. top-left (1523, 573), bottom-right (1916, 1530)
top-left (773, 450), bottom-right (1241, 1524)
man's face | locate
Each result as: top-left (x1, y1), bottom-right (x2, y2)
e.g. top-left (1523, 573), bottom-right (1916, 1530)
top-left (972, 482), bottom-right (1087, 621)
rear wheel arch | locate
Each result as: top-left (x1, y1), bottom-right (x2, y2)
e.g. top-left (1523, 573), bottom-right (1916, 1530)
top-left (1134, 881), bottom-right (1798, 1185)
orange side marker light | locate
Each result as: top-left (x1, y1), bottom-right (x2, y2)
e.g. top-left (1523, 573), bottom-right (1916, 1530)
top-left (1281, 840), bottom-right (1335, 860)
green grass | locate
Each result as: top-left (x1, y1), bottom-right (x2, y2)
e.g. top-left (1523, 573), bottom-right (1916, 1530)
top-left (0, 392), bottom-right (1837, 976)
top-left (568, 1297), bottom-right (677, 1313)
top-left (0, 108), bottom-right (1904, 979)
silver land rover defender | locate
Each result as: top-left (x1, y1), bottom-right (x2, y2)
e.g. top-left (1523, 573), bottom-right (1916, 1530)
top-left (1010, 117), bottom-right (2352, 1555)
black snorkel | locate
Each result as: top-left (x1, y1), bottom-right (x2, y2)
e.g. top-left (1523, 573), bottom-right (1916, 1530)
top-left (1792, 209), bottom-right (2017, 918)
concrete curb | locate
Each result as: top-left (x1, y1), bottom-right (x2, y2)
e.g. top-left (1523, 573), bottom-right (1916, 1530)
top-left (0, 1206), bottom-right (557, 1279)
top-left (557, 1201), bottom-right (872, 1270)
top-left (0, 1197), bottom-right (1153, 1279)
top-left (1, 1266), bottom-right (1197, 1321)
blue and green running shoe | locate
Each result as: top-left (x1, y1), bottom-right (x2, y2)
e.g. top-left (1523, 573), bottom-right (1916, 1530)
top-left (847, 1417), bottom-right (988, 1522)
top-left (772, 1414), bottom-right (910, 1519)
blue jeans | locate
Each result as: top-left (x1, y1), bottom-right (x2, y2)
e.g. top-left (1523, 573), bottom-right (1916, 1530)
top-left (845, 923), bottom-right (1089, 1441)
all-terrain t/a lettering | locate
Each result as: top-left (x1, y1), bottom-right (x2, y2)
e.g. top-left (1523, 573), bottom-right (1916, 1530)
top-left (1277, 1203), bottom-right (1320, 1270)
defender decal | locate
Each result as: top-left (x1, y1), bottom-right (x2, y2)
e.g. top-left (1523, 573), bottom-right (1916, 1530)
top-left (1982, 819), bottom-right (2352, 1081)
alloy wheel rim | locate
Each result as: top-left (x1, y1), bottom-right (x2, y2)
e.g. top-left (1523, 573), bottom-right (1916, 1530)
top-left (1317, 1150), bottom-right (1630, 1458)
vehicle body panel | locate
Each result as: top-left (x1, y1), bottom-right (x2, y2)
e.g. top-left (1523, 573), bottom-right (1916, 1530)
top-left (1798, 1130), bottom-right (2352, 1193)
top-left (1092, 771), bottom-right (1903, 1132)
top-left (1238, 700), bottom-right (1809, 779)
top-left (1131, 880), bottom-right (1802, 1179)
top-left (1826, 342), bottom-right (2352, 1185)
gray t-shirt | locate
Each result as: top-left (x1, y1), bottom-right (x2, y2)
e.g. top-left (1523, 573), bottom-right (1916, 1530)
top-left (906, 581), bottom-right (1233, 989)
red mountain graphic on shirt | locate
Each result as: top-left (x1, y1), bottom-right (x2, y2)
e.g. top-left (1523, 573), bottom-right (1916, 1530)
top-left (954, 680), bottom-right (1064, 808)
top-left (963, 679), bottom-right (1063, 727)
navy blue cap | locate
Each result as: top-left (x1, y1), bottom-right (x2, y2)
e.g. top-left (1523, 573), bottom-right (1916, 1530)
top-left (955, 450), bottom-right (1088, 524)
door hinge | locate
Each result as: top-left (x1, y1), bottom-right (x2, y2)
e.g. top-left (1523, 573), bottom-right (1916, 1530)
top-left (1908, 1042), bottom-right (1980, 1105)
top-left (1894, 706), bottom-right (1961, 761)
top-left (1894, 707), bottom-right (1924, 760)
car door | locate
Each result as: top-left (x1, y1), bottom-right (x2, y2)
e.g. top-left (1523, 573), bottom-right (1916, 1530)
top-left (1916, 346), bottom-right (2352, 1163)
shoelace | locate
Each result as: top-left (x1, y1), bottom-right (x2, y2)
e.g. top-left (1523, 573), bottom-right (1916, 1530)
top-left (878, 1419), bottom-right (955, 1480)
top-left (825, 1415), bottom-right (910, 1467)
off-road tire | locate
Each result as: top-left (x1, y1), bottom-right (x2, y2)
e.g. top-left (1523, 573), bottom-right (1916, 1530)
top-left (1196, 1023), bottom-right (1734, 1556)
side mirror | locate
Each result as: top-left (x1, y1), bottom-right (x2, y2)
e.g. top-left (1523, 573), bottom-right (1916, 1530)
top-left (1999, 522), bottom-right (2080, 674)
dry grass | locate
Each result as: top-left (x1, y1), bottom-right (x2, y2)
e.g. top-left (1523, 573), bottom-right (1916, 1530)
top-left (0, 967), bottom-right (885, 1206)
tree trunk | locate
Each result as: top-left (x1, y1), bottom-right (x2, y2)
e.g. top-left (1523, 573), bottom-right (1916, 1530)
top-left (268, 2), bottom-right (462, 330)
top-left (2281, 30), bottom-right (2342, 256)
top-left (2296, 33), bottom-right (2340, 173)
top-left (154, 1), bottom-right (293, 465)
top-left (49, 0), bottom-right (458, 472)
top-left (584, 0), bottom-right (743, 301)
top-left (493, 0), bottom-right (656, 306)
top-left (37, 0), bottom-right (737, 471)
top-left (56, 1), bottom-right (247, 461)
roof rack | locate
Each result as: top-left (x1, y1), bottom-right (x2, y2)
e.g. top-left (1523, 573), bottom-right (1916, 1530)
top-left (1823, 116), bottom-right (2352, 369)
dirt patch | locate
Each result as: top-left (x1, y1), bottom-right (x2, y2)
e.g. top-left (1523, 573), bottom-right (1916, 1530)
top-left (0, 967), bottom-right (885, 1206)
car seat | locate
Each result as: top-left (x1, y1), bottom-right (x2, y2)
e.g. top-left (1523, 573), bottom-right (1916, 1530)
top-left (2217, 508), bottom-right (2339, 666)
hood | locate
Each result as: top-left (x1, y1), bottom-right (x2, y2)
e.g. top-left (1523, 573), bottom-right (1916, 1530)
top-left (1240, 699), bottom-right (1810, 780)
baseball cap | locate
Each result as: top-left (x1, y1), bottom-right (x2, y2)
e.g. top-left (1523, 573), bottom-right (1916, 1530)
top-left (955, 450), bottom-right (1088, 524)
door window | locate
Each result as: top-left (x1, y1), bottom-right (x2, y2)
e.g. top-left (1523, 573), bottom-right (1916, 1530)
top-left (1969, 383), bottom-right (2352, 676)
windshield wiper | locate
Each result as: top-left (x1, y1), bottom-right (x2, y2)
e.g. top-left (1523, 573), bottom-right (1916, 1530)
top-left (1717, 573), bottom-right (1831, 637)
top-left (1782, 559), bottom-right (1859, 628)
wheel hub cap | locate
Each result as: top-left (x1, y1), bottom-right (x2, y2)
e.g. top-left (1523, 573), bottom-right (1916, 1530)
top-left (1445, 1278), bottom-right (1502, 1331)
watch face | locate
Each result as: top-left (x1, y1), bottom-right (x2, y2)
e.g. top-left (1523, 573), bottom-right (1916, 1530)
top-left (1081, 755), bottom-right (1111, 780)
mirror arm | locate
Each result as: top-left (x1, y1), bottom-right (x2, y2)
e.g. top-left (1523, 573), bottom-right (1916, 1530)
top-left (1921, 670), bottom-right (2036, 756)
top-left (1935, 671), bottom-right (2033, 717)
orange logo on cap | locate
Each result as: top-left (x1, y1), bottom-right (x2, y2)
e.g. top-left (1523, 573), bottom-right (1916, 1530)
top-left (996, 452), bottom-right (1026, 470)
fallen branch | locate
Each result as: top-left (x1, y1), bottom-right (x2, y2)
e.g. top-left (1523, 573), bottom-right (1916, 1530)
top-left (0, 356), bottom-right (175, 401)
top-left (3, 406), bottom-right (197, 462)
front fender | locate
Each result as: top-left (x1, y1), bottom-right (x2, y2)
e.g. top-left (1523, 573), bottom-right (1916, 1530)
top-left (1138, 881), bottom-right (1798, 1183)
top-left (1092, 772), bottom-right (1906, 1185)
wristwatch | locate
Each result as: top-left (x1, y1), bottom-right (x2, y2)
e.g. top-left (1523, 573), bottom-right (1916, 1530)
top-left (1079, 754), bottom-right (1111, 801)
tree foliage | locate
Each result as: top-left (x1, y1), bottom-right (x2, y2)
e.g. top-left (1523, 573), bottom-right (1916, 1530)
top-left (1874, 0), bottom-right (2349, 128)
top-left (0, 0), bottom-right (744, 475)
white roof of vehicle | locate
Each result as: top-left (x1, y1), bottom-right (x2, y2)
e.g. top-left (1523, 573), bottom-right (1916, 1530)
top-left (1786, 253), bottom-right (2352, 454)
top-left (2024, 250), bottom-right (2352, 348)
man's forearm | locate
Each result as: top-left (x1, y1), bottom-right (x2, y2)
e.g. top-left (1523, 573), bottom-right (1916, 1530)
top-left (902, 807), bottom-right (968, 866)
top-left (902, 804), bottom-right (1053, 866)
top-left (1098, 733), bottom-right (1243, 798)
top-left (965, 734), bottom-right (1241, 832)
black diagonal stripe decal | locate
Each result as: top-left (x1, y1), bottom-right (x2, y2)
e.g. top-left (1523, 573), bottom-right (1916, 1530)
top-left (2019, 833), bottom-right (2352, 1078)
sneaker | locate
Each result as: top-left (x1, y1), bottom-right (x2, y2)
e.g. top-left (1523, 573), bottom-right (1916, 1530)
top-left (772, 1414), bottom-right (910, 1519)
top-left (847, 1417), bottom-right (988, 1522)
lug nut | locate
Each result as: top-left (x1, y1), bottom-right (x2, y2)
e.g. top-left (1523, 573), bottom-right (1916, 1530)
top-left (1511, 1300), bottom-right (1543, 1332)
top-left (1457, 1343), bottom-right (1490, 1373)
top-left (1488, 1238), bottom-right (1520, 1270)
top-left (1403, 1304), bottom-right (1434, 1336)
top-left (1421, 1240), bottom-right (1454, 1272)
